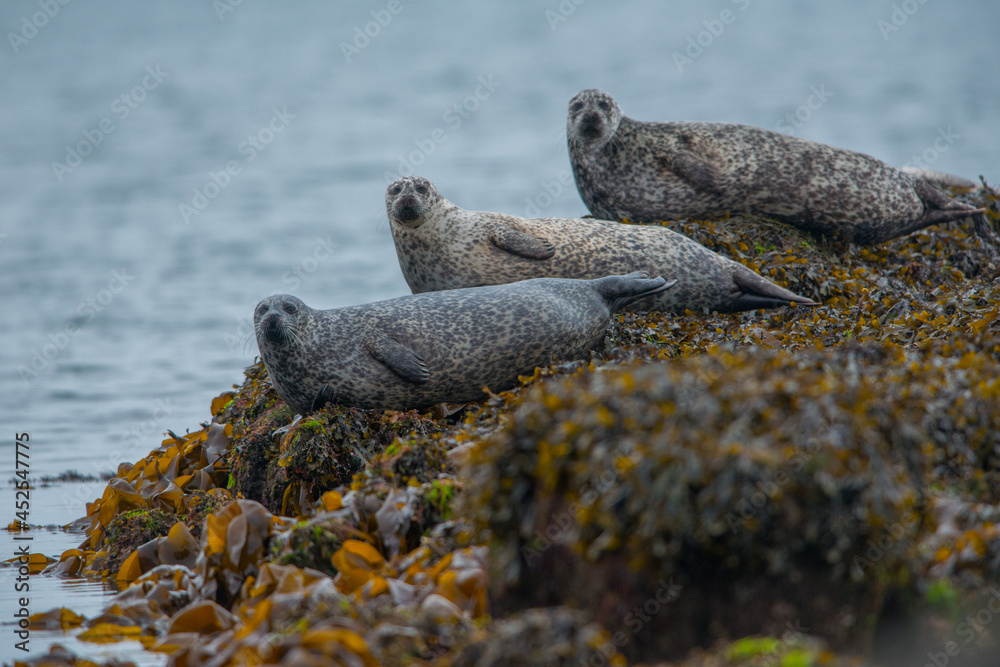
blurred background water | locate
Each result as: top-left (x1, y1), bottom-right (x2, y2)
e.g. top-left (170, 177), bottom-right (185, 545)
top-left (0, 0), bottom-right (997, 662)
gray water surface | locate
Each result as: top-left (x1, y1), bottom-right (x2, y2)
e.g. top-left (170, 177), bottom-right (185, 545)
top-left (1, 0), bottom-right (998, 662)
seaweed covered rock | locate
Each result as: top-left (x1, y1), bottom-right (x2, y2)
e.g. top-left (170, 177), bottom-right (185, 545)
top-left (437, 607), bottom-right (625, 667)
top-left (465, 338), bottom-right (1000, 661)
top-left (226, 360), bottom-right (449, 515)
top-left (13, 644), bottom-right (139, 667)
top-left (42, 182), bottom-right (1000, 666)
top-left (164, 563), bottom-right (477, 667)
top-left (662, 181), bottom-right (999, 305)
top-left (49, 420), bottom-right (235, 580)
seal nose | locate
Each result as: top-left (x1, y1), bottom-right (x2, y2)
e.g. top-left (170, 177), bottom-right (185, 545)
top-left (393, 194), bottom-right (422, 224)
top-left (263, 313), bottom-right (286, 343)
top-left (579, 111), bottom-right (603, 137)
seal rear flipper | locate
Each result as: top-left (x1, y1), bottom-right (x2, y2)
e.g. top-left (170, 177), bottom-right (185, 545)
top-left (913, 178), bottom-right (985, 224)
top-left (490, 225), bottom-right (556, 260)
top-left (658, 151), bottom-right (724, 194)
top-left (914, 205), bottom-right (987, 229)
top-left (367, 336), bottom-right (431, 385)
top-left (863, 179), bottom-right (992, 245)
top-left (596, 272), bottom-right (677, 312)
top-left (731, 268), bottom-right (817, 310)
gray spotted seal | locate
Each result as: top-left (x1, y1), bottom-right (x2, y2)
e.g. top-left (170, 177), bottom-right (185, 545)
top-left (566, 89), bottom-right (987, 244)
top-left (386, 176), bottom-right (815, 314)
top-left (254, 274), bottom-right (672, 413)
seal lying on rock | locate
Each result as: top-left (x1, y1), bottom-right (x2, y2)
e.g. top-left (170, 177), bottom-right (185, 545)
top-left (386, 176), bottom-right (814, 313)
top-left (566, 89), bottom-right (987, 245)
top-left (253, 274), bottom-right (673, 413)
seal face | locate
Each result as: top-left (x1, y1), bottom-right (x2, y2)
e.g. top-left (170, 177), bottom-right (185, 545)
top-left (253, 274), bottom-right (672, 413)
top-left (566, 89), bottom-right (986, 244)
top-left (386, 176), bottom-right (445, 229)
top-left (386, 176), bottom-right (814, 314)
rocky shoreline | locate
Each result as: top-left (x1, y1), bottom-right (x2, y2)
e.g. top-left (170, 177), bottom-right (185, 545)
top-left (20, 183), bottom-right (1000, 666)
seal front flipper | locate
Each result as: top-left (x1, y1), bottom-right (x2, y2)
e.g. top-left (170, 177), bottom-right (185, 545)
top-left (596, 272), bottom-right (677, 312)
top-left (366, 336), bottom-right (431, 385)
top-left (658, 151), bottom-right (724, 194)
top-left (489, 225), bottom-right (556, 260)
top-left (311, 385), bottom-right (338, 412)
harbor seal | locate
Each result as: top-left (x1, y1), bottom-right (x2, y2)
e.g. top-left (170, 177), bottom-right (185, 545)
top-left (386, 176), bottom-right (815, 313)
top-left (254, 274), bottom-right (673, 413)
top-left (566, 89), bottom-right (987, 245)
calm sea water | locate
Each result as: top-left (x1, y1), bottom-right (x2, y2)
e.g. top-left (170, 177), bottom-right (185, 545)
top-left (1, 0), bottom-right (998, 662)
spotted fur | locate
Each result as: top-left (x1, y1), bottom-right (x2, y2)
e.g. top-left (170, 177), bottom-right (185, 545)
top-left (386, 176), bottom-right (814, 314)
top-left (254, 275), bottom-right (670, 412)
top-left (566, 89), bottom-right (985, 244)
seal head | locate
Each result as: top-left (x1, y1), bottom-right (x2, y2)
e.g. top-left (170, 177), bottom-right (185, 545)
top-left (568, 89), bottom-right (622, 147)
top-left (386, 176), bottom-right (445, 228)
top-left (255, 295), bottom-right (310, 346)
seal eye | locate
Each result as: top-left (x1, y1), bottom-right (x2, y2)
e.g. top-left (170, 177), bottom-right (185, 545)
top-left (255, 304), bottom-right (268, 318)
top-left (416, 186), bottom-right (428, 195)
top-left (598, 101), bottom-right (611, 112)
top-left (390, 186), bottom-right (402, 195)
top-left (283, 303), bottom-right (298, 315)
top-left (570, 101), bottom-right (583, 112)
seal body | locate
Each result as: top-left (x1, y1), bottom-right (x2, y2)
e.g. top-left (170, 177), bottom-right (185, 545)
top-left (566, 89), bottom-right (985, 244)
top-left (254, 274), bottom-right (671, 413)
top-left (386, 176), bottom-right (814, 314)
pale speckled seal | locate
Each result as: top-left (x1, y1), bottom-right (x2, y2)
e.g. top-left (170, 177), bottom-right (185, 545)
top-left (254, 274), bottom-right (672, 413)
top-left (386, 176), bottom-right (815, 314)
top-left (566, 89), bottom-right (987, 245)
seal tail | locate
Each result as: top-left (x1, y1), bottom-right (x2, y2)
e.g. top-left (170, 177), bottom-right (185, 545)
top-left (730, 268), bottom-right (817, 311)
top-left (596, 272), bottom-right (677, 313)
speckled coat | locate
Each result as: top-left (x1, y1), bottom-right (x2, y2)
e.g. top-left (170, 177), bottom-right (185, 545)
top-left (566, 89), bottom-right (983, 244)
top-left (254, 275), bottom-right (668, 413)
top-left (386, 177), bottom-right (814, 314)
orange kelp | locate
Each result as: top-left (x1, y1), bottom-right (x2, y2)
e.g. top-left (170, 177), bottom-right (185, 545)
top-left (24, 184), bottom-right (999, 667)
top-left (47, 418), bottom-right (234, 580)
